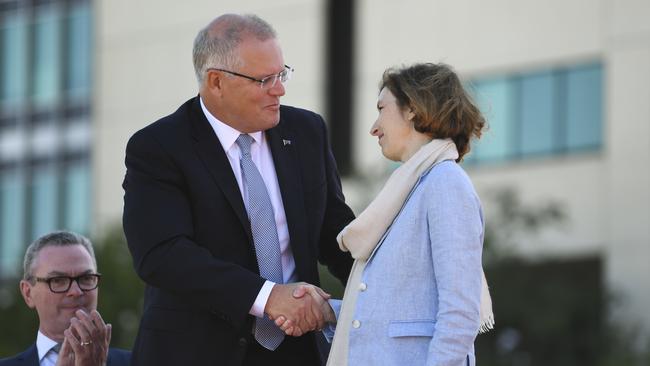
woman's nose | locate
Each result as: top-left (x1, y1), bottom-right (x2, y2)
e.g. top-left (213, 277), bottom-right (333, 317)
top-left (370, 122), bottom-right (379, 136)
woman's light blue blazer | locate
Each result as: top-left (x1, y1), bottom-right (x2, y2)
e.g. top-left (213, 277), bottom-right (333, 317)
top-left (329, 160), bottom-right (484, 366)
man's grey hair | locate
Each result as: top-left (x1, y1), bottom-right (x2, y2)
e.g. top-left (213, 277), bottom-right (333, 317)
top-left (23, 231), bottom-right (97, 281)
top-left (192, 14), bottom-right (277, 85)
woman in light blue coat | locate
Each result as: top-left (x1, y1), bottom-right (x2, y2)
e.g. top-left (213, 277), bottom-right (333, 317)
top-left (279, 63), bottom-right (493, 365)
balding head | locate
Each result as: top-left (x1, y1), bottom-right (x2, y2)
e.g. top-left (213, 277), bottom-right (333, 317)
top-left (192, 14), bottom-right (277, 85)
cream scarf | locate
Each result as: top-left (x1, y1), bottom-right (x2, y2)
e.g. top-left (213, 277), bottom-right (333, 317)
top-left (326, 139), bottom-right (494, 366)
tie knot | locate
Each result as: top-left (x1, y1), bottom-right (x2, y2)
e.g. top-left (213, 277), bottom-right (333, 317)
top-left (52, 343), bottom-right (61, 354)
top-left (236, 134), bottom-right (254, 157)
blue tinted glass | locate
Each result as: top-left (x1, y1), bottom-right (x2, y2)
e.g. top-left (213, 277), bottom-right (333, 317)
top-left (520, 71), bottom-right (557, 156)
top-left (1, 11), bottom-right (28, 104)
top-left (64, 161), bottom-right (90, 233)
top-left (0, 169), bottom-right (26, 276)
top-left (31, 165), bottom-right (58, 240)
top-left (67, 3), bottom-right (92, 99)
top-left (33, 4), bottom-right (62, 106)
top-left (566, 64), bottom-right (603, 150)
top-left (472, 78), bottom-right (516, 162)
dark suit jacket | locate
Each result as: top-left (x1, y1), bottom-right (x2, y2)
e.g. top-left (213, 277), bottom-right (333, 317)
top-left (122, 97), bottom-right (355, 366)
top-left (0, 344), bottom-right (131, 366)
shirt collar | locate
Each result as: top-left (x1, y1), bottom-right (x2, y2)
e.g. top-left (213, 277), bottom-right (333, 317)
top-left (199, 97), bottom-right (263, 152)
top-left (36, 330), bottom-right (59, 362)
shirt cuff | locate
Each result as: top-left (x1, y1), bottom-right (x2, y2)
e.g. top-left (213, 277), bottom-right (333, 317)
top-left (249, 280), bottom-right (276, 318)
top-left (322, 299), bottom-right (341, 343)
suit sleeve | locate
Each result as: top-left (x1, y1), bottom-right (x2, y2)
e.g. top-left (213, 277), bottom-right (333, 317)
top-left (122, 129), bottom-right (264, 329)
top-left (425, 167), bottom-right (482, 365)
top-left (315, 115), bottom-right (355, 283)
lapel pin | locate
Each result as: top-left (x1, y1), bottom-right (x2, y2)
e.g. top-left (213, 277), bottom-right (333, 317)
top-left (282, 139), bottom-right (291, 146)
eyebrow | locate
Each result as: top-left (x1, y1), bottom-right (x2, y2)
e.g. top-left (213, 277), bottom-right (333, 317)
top-left (45, 269), bottom-right (95, 277)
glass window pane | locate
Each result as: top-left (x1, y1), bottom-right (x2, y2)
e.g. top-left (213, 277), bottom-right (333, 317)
top-left (520, 70), bottom-right (557, 156)
top-left (67, 2), bottom-right (92, 100)
top-left (63, 118), bottom-right (91, 154)
top-left (0, 169), bottom-right (26, 276)
top-left (0, 125), bottom-right (26, 163)
top-left (566, 64), bottom-right (603, 150)
top-left (32, 4), bottom-right (62, 107)
top-left (64, 160), bottom-right (90, 234)
top-left (31, 164), bottom-right (58, 240)
top-left (30, 122), bottom-right (59, 158)
top-left (472, 78), bottom-right (516, 162)
top-left (1, 10), bottom-right (28, 105)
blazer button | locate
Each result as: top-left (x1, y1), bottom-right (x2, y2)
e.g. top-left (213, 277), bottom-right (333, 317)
top-left (238, 337), bottom-right (248, 347)
top-left (352, 320), bottom-right (361, 329)
top-left (358, 282), bottom-right (367, 291)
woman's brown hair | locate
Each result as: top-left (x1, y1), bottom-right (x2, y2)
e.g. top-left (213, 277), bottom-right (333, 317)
top-left (380, 63), bottom-right (486, 161)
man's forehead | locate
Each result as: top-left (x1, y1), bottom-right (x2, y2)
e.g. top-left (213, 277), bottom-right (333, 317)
top-left (32, 245), bottom-right (96, 274)
top-left (236, 39), bottom-right (283, 70)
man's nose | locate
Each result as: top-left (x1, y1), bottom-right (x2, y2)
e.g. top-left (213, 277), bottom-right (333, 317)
top-left (66, 280), bottom-right (84, 296)
top-left (269, 80), bottom-right (286, 96)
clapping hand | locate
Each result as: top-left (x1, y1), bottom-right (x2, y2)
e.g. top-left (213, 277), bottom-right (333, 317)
top-left (56, 309), bottom-right (111, 366)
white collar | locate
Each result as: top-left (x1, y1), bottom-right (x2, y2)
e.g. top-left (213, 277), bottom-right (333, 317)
top-left (36, 330), bottom-right (59, 362)
top-left (199, 97), bottom-right (263, 152)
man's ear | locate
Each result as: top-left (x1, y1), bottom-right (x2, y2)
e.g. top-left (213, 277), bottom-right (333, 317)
top-left (20, 280), bottom-right (36, 309)
top-left (206, 70), bottom-right (224, 96)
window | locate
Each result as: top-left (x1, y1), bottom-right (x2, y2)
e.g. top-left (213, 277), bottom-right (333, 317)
top-left (31, 162), bottom-right (59, 240)
top-left (520, 70), bottom-right (557, 156)
top-left (472, 77), bottom-right (517, 162)
top-left (566, 64), bottom-right (603, 151)
top-left (66, 1), bottom-right (92, 101)
top-left (0, 8), bottom-right (27, 106)
top-left (0, 0), bottom-right (93, 278)
top-left (63, 159), bottom-right (90, 233)
top-left (0, 168), bottom-right (26, 276)
top-left (467, 62), bottom-right (603, 164)
top-left (32, 2), bottom-right (62, 108)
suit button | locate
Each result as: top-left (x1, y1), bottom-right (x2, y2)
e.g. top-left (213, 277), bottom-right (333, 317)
top-left (238, 337), bottom-right (248, 347)
top-left (358, 282), bottom-right (367, 291)
top-left (352, 320), bottom-right (361, 329)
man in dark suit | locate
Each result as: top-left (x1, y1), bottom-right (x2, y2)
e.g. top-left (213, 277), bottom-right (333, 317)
top-left (121, 13), bottom-right (354, 366)
top-left (0, 231), bottom-right (130, 366)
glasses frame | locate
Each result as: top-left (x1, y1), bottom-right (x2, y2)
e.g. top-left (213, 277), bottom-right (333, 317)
top-left (207, 65), bottom-right (293, 89)
top-left (31, 273), bottom-right (102, 293)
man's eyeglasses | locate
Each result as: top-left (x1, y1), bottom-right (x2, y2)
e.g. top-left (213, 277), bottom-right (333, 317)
top-left (208, 65), bottom-right (293, 89)
top-left (30, 274), bottom-right (102, 293)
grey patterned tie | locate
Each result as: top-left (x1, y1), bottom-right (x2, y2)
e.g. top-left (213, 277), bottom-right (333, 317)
top-left (236, 134), bottom-right (285, 350)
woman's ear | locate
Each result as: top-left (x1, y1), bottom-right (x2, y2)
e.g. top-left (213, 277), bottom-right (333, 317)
top-left (406, 107), bottom-right (415, 122)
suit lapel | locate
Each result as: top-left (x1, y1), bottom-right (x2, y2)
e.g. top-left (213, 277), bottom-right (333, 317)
top-left (188, 98), bottom-right (252, 241)
top-left (15, 343), bottom-right (38, 365)
top-left (267, 121), bottom-right (312, 281)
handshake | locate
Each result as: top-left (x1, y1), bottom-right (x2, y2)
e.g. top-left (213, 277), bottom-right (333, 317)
top-left (264, 282), bottom-right (336, 337)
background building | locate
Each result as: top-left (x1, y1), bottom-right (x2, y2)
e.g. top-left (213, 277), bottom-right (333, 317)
top-left (1, 0), bottom-right (648, 358)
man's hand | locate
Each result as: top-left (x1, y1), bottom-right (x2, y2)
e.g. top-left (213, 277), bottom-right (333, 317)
top-left (265, 282), bottom-right (331, 337)
top-left (272, 284), bottom-right (335, 336)
top-left (57, 309), bottom-right (111, 366)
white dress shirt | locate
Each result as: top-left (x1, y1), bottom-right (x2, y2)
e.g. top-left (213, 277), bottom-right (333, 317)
top-left (200, 98), bottom-right (297, 318)
top-left (36, 331), bottom-right (59, 366)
